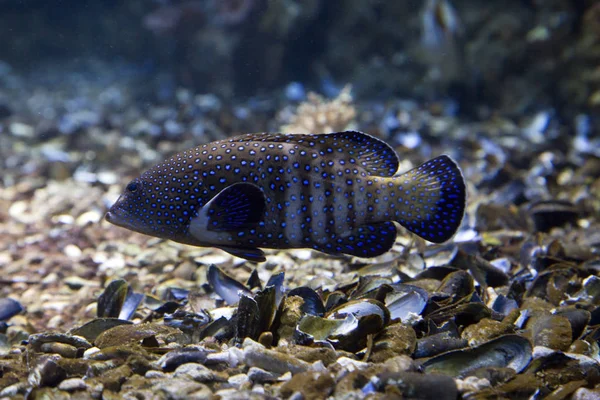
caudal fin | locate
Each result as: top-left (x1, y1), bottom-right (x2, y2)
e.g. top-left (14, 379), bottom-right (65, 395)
top-left (393, 155), bottom-right (466, 243)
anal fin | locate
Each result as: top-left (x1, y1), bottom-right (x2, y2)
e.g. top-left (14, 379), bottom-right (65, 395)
top-left (315, 222), bottom-right (398, 258)
top-left (218, 246), bottom-right (266, 263)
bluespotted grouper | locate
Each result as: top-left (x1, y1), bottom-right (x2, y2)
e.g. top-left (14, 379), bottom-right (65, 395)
top-left (106, 131), bottom-right (466, 262)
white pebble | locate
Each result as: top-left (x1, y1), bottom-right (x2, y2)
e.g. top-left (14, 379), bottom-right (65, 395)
top-left (64, 244), bottom-right (82, 258)
top-left (58, 378), bottom-right (88, 391)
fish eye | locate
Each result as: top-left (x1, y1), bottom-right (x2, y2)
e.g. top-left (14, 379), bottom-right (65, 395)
top-left (126, 182), bottom-right (139, 193)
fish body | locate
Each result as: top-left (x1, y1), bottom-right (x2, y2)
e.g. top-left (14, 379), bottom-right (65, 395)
top-left (106, 131), bottom-right (466, 262)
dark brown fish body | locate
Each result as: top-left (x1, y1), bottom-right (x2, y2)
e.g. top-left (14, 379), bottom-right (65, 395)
top-left (106, 131), bottom-right (466, 262)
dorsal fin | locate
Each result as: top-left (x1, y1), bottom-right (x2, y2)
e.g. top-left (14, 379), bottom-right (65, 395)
top-left (228, 131), bottom-right (400, 177)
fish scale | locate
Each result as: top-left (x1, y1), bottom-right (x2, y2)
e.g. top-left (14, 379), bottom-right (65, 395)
top-left (106, 131), bottom-right (466, 262)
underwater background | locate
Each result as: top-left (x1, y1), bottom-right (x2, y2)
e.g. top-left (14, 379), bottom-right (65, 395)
top-left (1, 0), bottom-right (600, 398)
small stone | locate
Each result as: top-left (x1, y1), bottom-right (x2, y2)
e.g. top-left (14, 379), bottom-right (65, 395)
top-left (206, 346), bottom-right (244, 367)
top-left (383, 355), bottom-right (414, 372)
top-left (58, 377), bottom-right (88, 391)
top-left (277, 296), bottom-right (305, 341)
top-left (98, 256), bottom-right (126, 272)
top-left (193, 253), bottom-right (231, 265)
top-left (227, 373), bottom-right (250, 388)
top-left (288, 249), bottom-right (312, 260)
top-left (76, 210), bottom-right (103, 226)
top-left (151, 378), bottom-right (212, 400)
top-left (173, 261), bottom-right (198, 281)
top-left (369, 322), bottom-right (417, 363)
top-left (40, 342), bottom-right (78, 358)
top-left (280, 371), bottom-right (336, 399)
top-left (64, 276), bottom-right (99, 290)
top-left (83, 347), bottom-right (102, 359)
top-left (247, 367), bottom-right (279, 383)
top-left (456, 376), bottom-right (491, 393)
top-left (145, 370), bottom-right (167, 379)
top-left (462, 318), bottom-right (513, 346)
top-left (243, 341), bottom-right (311, 375)
top-left (46, 315), bottom-right (64, 330)
top-left (10, 122), bottom-right (34, 137)
top-left (0, 383), bottom-right (26, 397)
top-left (174, 363), bottom-right (217, 383)
top-left (336, 357), bottom-right (370, 371)
top-left (214, 389), bottom-right (242, 399)
top-left (572, 387), bottom-right (600, 400)
top-left (64, 245), bottom-right (83, 260)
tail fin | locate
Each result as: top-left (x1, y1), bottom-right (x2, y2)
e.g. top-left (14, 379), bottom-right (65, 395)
top-left (392, 155), bottom-right (466, 243)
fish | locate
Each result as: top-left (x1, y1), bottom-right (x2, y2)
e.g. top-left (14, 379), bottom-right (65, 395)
top-left (106, 131), bottom-right (466, 262)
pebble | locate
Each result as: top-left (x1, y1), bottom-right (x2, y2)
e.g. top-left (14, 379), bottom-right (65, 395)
top-left (64, 244), bottom-right (83, 259)
top-left (336, 357), bottom-right (370, 371)
top-left (383, 355), bottom-right (414, 372)
top-left (174, 363), bottom-right (217, 383)
top-left (98, 256), bottom-right (126, 272)
top-left (10, 122), bottom-right (34, 138)
top-left (40, 342), bottom-right (78, 358)
top-left (145, 370), bottom-right (167, 379)
top-left (64, 276), bottom-right (99, 290)
top-left (76, 210), bottom-right (103, 226)
top-left (456, 376), bottom-right (491, 393)
top-left (243, 341), bottom-right (311, 375)
top-left (58, 377), bottom-right (88, 391)
top-left (83, 347), bottom-right (101, 359)
top-left (572, 387), bottom-right (600, 400)
top-left (150, 378), bottom-right (212, 400)
top-left (206, 346), bottom-right (244, 367)
top-left (0, 383), bottom-right (24, 397)
top-left (247, 367), bottom-right (279, 383)
top-left (227, 373), bottom-right (250, 388)
top-left (193, 253), bottom-right (231, 265)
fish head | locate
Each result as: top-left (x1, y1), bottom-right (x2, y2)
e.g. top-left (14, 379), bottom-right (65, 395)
top-left (106, 177), bottom-right (170, 238)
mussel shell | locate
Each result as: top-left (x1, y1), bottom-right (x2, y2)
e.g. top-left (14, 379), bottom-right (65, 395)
top-left (324, 291), bottom-right (347, 311)
top-left (415, 266), bottom-right (460, 281)
top-left (414, 332), bottom-right (468, 359)
top-left (200, 316), bottom-right (233, 341)
top-left (554, 308), bottom-right (591, 341)
top-left (427, 302), bottom-right (492, 327)
top-left (437, 270), bottom-right (475, 301)
top-left (0, 298), bottom-right (24, 321)
top-left (207, 264), bottom-right (252, 305)
top-left (296, 314), bottom-right (359, 342)
top-left (97, 279), bottom-right (144, 320)
top-left (288, 287), bottom-right (325, 317)
top-left (265, 272), bottom-right (285, 308)
top-left (326, 299), bottom-right (390, 325)
top-left (421, 334), bottom-right (532, 377)
top-left (491, 295), bottom-right (519, 317)
top-left (525, 313), bottom-right (573, 351)
top-left (452, 251), bottom-right (510, 288)
top-left (385, 289), bottom-right (427, 323)
top-left (368, 371), bottom-right (458, 400)
top-left (69, 318), bottom-right (133, 343)
top-left (528, 200), bottom-right (579, 232)
top-left (163, 309), bottom-right (211, 335)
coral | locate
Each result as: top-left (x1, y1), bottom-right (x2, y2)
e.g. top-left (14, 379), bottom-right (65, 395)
top-left (279, 85), bottom-right (356, 134)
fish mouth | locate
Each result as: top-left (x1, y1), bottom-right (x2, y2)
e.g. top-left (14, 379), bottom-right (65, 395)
top-left (105, 209), bottom-right (129, 229)
top-left (105, 211), bottom-right (116, 224)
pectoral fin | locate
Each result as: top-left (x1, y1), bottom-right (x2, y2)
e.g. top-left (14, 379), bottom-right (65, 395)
top-left (189, 182), bottom-right (266, 239)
